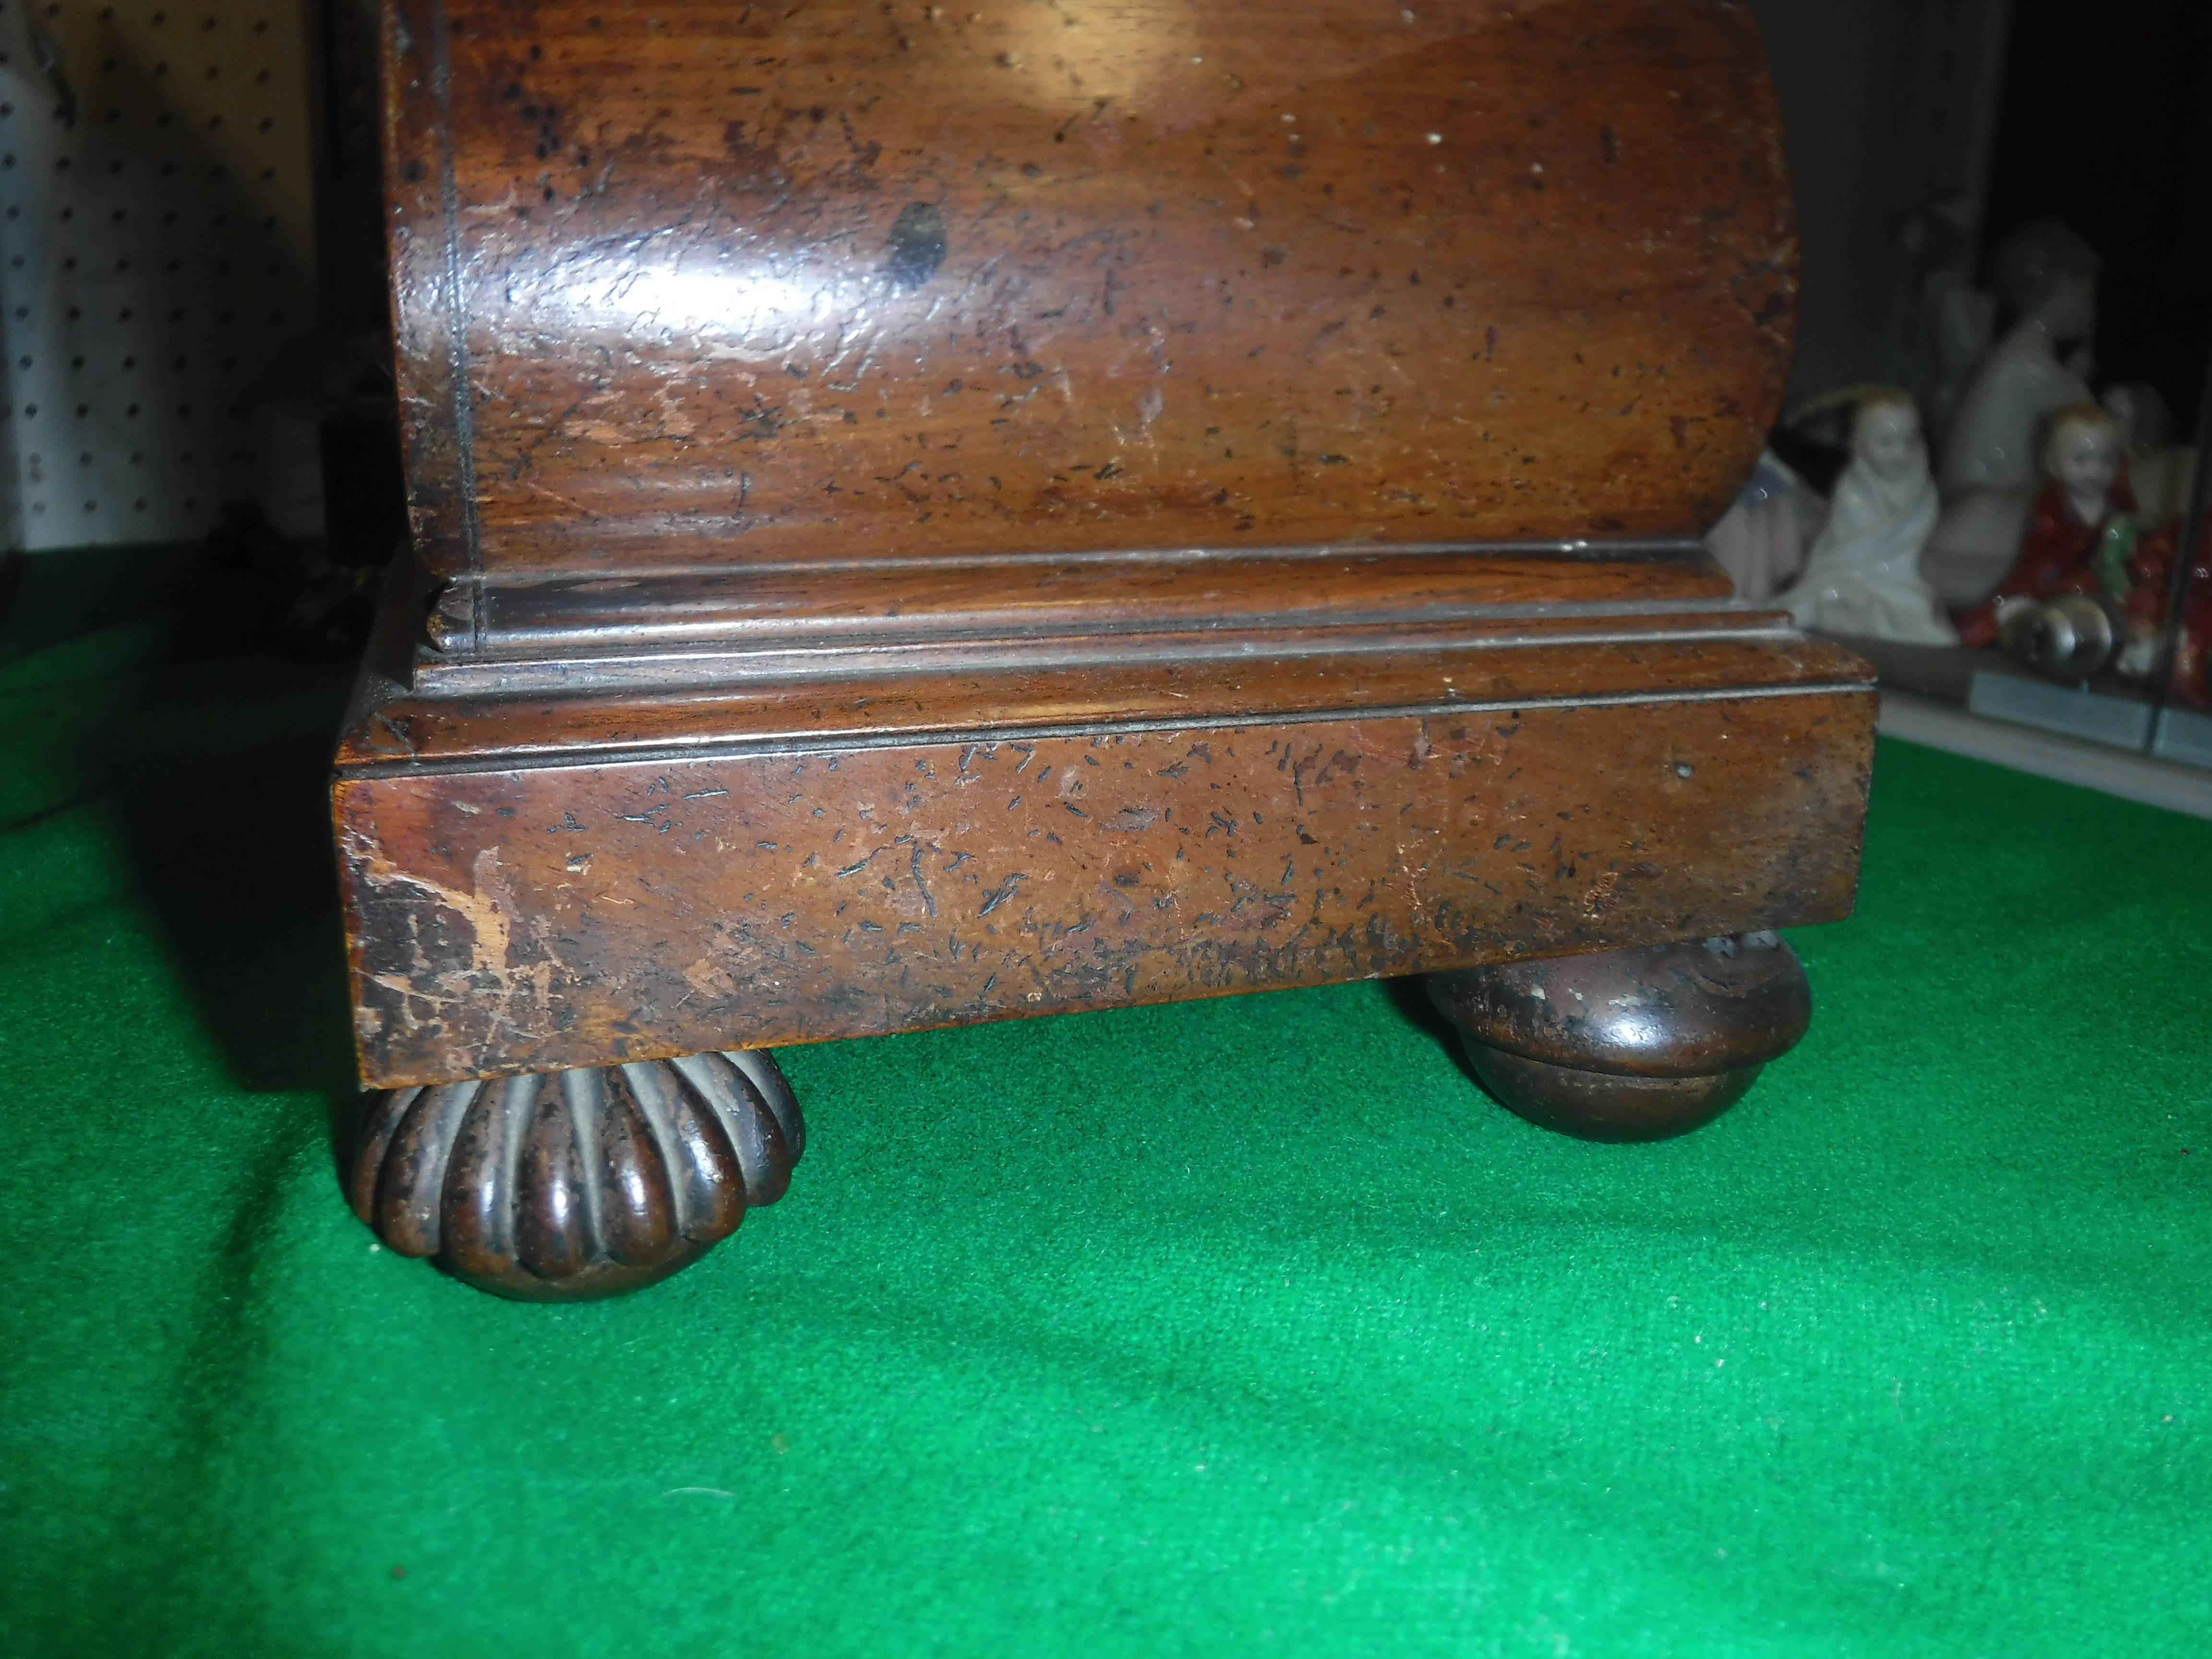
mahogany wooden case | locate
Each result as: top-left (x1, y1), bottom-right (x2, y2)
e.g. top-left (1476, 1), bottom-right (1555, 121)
top-left (337, 0), bottom-right (1874, 1096)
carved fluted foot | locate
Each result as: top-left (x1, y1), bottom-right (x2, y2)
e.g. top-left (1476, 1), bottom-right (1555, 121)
top-left (349, 1050), bottom-right (804, 1300)
top-left (1426, 932), bottom-right (1811, 1142)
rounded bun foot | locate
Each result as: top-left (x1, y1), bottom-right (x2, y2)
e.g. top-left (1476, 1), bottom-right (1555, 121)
top-left (348, 1049), bottom-right (804, 1301)
top-left (1427, 932), bottom-right (1810, 1142)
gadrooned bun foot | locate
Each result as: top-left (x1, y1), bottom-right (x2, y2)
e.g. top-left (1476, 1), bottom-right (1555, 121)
top-left (1425, 932), bottom-right (1811, 1142)
top-left (348, 1050), bottom-right (804, 1300)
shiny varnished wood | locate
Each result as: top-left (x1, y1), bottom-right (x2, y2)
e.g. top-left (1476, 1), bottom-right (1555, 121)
top-left (1426, 930), bottom-right (1812, 1140)
top-left (349, 613), bottom-right (1869, 763)
top-left (382, 0), bottom-right (1794, 642)
top-left (337, 0), bottom-right (1862, 1136)
top-left (429, 543), bottom-right (1734, 663)
top-left (338, 666), bottom-right (1871, 1086)
top-left (350, 1048), bottom-right (803, 1298)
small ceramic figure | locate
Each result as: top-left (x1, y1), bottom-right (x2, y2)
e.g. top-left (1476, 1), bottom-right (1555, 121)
top-left (2103, 381), bottom-right (2198, 526)
top-left (1916, 266), bottom-right (1998, 452)
top-left (1780, 395), bottom-right (1956, 644)
top-left (2126, 517), bottom-right (2212, 705)
top-left (2103, 381), bottom-right (2174, 455)
top-left (1956, 404), bottom-right (2137, 649)
top-left (1922, 227), bottom-right (2104, 608)
top-left (1939, 223), bottom-right (2103, 496)
top-left (1704, 449), bottom-right (1816, 601)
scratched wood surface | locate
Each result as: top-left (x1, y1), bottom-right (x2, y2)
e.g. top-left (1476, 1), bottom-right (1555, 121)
top-left (383, 0), bottom-right (1794, 637)
top-left (337, 0), bottom-right (1864, 1090)
top-left (339, 688), bottom-right (1874, 1087)
top-left (344, 620), bottom-right (1870, 764)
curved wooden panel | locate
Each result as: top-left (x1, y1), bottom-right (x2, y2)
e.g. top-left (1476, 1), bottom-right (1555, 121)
top-left (384, 0), bottom-right (1795, 584)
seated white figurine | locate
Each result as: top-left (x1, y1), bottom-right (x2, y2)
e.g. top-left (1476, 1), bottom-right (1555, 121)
top-left (1782, 396), bottom-right (1959, 645)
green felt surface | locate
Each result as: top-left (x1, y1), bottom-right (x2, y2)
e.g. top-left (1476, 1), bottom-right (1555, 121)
top-left (2, 591), bottom-right (2209, 1658)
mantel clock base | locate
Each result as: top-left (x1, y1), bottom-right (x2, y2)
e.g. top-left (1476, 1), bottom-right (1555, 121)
top-left (334, 0), bottom-right (1871, 1300)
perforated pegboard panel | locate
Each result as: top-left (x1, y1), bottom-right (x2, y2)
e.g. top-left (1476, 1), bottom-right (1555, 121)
top-left (0, 0), bottom-right (319, 550)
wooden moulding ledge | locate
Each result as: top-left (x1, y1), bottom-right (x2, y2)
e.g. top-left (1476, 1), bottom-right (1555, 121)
top-left (333, 563), bottom-right (1877, 1087)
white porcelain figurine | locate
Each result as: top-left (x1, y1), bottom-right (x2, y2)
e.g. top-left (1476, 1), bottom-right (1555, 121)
top-left (1939, 222), bottom-right (2102, 496)
top-left (1923, 224), bottom-right (2104, 606)
top-left (1782, 394), bottom-right (1958, 644)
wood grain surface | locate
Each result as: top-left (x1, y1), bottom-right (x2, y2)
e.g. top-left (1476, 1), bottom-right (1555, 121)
top-left (339, 0), bottom-right (1863, 1092)
top-left (383, 0), bottom-right (1795, 635)
top-left (338, 680), bottom-right (1874, 1086)
top-left (1427, 931), bottom-right (1814, 1139)
top-left (431, 542), bottom-right (1734, 661)
top-left (347, 617), bottom-right (1868, 763)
